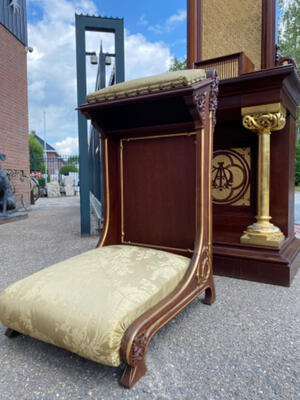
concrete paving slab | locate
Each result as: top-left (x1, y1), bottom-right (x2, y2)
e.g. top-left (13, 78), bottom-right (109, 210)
top-left (0, 196), bottom-right (299, 400)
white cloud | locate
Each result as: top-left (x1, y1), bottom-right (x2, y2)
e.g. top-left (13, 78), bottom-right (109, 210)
top-left (55, 136), bottom-right (78, 155)
top-left (125, 31), bottom-right (171, 80)
top-left (27, 0), bottom-right (171, 152)
top-left (148, 9), bottom-right (187, 34)
top-left (138, 14), bottom-right (148, 26)
top-left (148, 24), bottom-right (164, 35)
top-left (166, 10), bottom-right (187, 28)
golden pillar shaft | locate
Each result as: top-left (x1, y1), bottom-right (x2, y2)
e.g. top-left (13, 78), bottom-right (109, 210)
top-left (257, 130), bottom-right (271, 224)
top-left (240, 103), bottom-right (286, 247)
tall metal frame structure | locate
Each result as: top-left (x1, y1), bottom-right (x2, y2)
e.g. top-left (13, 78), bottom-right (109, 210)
top-left (75, 14), bottom-right (124, 235)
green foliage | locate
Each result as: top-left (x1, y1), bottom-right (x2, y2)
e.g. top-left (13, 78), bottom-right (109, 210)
top-left (67, 155), bottom-right (79, 166)
top-left (278, 1), bottom-right (300, 136)
top-left (60, 164), bottom-right (79, 176)
top-left (295, 140), bottom-right (300, 186)
top-left (278, 0), bottom-right (300, 68)
top-left (29, 134), bottom-right (46, 173)
top-left (169, 56), bottom-right (187, 71)
top-left (37, 177), bottom-right (46, 187)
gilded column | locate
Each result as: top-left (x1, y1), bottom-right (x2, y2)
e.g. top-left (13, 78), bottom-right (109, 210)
top-left (240, 103), bottom-right (286, 247)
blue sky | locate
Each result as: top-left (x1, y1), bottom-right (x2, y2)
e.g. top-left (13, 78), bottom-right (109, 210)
top-left (26, 0), bottom-right (187, 154)
top-left (27, 0), bottom-right (187, 59)
top-left (25, 0), bottom-right (285, 155)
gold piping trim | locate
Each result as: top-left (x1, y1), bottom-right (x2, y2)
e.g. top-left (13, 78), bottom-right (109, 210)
top-left (120, 140), bottom-right (125, 242)
top-left (190, 128), bottom-right (205, 271)
top-left (125, 129), bottom-right (206, 364)
top-left (98, 139), bottom-right (109, 248)
top-left (149, 283), bottom-right (210, 337)
top-left (123, 132), bottom-right (197, 142)
top-left (209, 112), bottom-right (212, 247)
top-left (123, 240), bottom-right (193, 254)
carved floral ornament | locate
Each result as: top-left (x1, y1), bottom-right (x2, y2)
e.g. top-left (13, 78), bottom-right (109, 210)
top-left (196, 245), bottom-right (212, 286)
top-left (193, 72), bottom-right (219, 127)
top-left (209, 73), bottom-right (219, 128)
top-left (194, 91), bottom-right (207, 123)
top-left (130, 330), bottom-right (148, 364)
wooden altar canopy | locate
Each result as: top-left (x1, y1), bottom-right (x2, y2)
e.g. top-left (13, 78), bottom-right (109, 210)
top-left (187, 0), bottom-right (300, 286)
top-left (187, 0), bottom-right (276, 72)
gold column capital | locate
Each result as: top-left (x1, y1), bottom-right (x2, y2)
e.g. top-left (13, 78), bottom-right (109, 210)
top-left (242, 103), bottom-right (286, 134)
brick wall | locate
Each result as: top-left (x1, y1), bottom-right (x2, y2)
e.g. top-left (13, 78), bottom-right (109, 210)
top-left (0, 23), bottom-right (30, 207)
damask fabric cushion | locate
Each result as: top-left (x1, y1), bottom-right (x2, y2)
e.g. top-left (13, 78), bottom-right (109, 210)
top-left (0, 245), bottom-right (190, 367)
top-left (86, 69), bottom-right (206, 103)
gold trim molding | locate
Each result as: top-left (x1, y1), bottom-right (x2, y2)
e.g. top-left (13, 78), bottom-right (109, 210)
top-left (240, 103), bottom-right (286, 247)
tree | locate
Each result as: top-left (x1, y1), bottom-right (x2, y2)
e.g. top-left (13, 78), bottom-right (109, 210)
top-left (278, 0), bottom-right (300, 68)
top-left (295, 140), bottom-right (300, 185)
top-left (60, 164), bottom-right (79, 176)
top-left (29, 134), bottom-right (46, 173)
top-left (278, 0), bottom-right (300, 136)
top-left (67, 155), bottom-right (79, 166)
top-left (169, 56), bottom-right (187, 71)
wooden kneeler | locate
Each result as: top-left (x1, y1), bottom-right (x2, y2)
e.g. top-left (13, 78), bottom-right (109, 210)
top-left (80, 69), bottom-right (219, 387)
top-left (1, 70), bottom-right (218, 388)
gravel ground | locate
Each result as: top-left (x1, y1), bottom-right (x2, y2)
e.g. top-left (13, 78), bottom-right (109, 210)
top-left (0, 197), bottom-right (299, 400)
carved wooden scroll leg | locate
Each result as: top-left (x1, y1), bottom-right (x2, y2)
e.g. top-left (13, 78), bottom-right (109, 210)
top-left (120, 359), bottom-right (147, 388)
top-left (5, 328), bottom-right (20, 338)
top-left (204, 279), bottom-right (216, 305)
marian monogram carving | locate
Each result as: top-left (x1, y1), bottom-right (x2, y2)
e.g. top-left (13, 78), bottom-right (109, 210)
top-left (212, 148), bottom-right (251, 206)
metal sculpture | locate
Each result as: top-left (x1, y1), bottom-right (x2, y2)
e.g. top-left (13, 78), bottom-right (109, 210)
top-left (0, 154), bottom-right (16, 216)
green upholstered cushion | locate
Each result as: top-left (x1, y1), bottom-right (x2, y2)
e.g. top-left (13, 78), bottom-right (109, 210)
top-left (0, 245), bottom-right (190, 366)
top-left (87, 69), bottom-right (206, 103)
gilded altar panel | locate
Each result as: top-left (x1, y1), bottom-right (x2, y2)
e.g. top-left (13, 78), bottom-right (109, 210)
top-left (201, 0), bottom-right (262, 70)
top-left (212, 148), bottom-right (251, 206)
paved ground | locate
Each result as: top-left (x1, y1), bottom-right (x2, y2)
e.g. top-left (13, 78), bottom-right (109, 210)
top-left (0, 197), bottom-right (299, 400)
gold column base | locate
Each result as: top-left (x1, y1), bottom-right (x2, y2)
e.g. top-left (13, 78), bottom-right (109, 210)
top-left (240, 222), bottom-right (285, 247)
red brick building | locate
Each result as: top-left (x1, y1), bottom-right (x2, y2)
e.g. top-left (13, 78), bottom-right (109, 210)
top-left (0, 0), bottom-right (30, 207)
top-left (33, 133), bottom-right (64, 177)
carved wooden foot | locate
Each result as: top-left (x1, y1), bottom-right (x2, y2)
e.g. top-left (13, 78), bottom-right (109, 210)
top-left (5, 328), bottom-right (20, 338)
top-left (204, 282), bottom-right (216, 305)
top-left (120, 360), bottom-right (147, 388)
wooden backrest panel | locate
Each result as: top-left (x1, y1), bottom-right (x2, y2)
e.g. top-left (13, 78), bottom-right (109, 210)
top-left (121, 134), bottom-right (196, 252)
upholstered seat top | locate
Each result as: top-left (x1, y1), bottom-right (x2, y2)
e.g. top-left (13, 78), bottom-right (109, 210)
top-left (0, 245), bottom-right (190, 366)
top-left (86, 69), bottom-right (206, 103)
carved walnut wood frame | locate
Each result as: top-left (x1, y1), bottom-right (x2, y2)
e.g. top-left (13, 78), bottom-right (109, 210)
top-left (6, 71), bottom-right (219, 388)
top-left (92, 71), bottom-right (218, 387)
